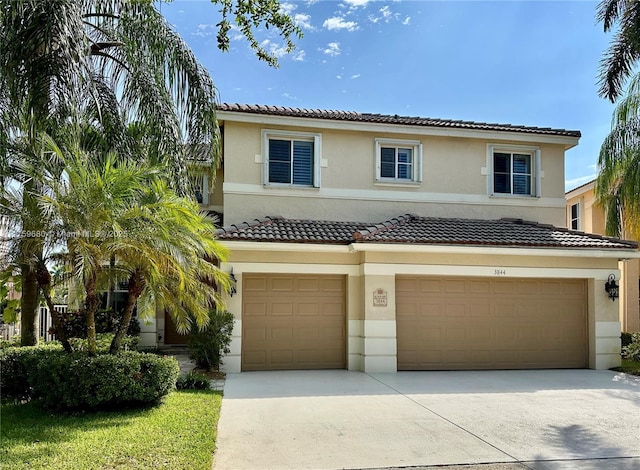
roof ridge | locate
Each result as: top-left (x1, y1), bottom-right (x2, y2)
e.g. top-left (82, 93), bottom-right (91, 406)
top-left (353, 214), bottom-right (415, 240)
top-left (215, 216), bottom-right (282, 236)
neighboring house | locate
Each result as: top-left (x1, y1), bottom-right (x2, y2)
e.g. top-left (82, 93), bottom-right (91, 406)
top-left (143, 103), bottom-right (639, 374)
top-left (566, 179), bottom-right (640, 332)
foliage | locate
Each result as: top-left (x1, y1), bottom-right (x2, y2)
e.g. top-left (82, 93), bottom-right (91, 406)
top-left (0, 335), bottom-right (21, 349)
top-left (0, 344), bottom-right (64, 403)
top-left (597, 0), bottom-right (640, 102)
top-left (1, 389), bottom-right (222, 469)
top-left (618, 358), bottom-right (640, 376)
top-left (68, 333), bottom-right (138, 353)
top-left (0, 345), bottom-right (175, 410)
top-left (621, 331), bottom-right (634, 348)
top-left (50, 309), bottom-right (140, 339)
top-left (622, 332), bottom-right (640, 361)
top-left (176, 372), bottom-right (211, 390)
top-left (596, 73), bottom-right (640, 239)
top-left (187, 309), bottom-right (234, 371)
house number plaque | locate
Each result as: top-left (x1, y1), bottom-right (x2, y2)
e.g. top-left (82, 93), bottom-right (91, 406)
top-left (373, 288), bottom-right (387, 307)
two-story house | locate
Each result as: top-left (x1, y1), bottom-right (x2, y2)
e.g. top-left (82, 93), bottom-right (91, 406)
top-left (566, 179), bottom-right (640, 332)
top-left (144, 103), bottom-right (639, 373)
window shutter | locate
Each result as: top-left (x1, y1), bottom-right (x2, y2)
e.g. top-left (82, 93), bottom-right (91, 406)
top-left (269, 139), bottom-right (292, 183)
top-left (293, 141), bottom-right (313, 185)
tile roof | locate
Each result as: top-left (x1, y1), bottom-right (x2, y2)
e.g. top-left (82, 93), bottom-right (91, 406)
top-left (215, 214), bottom-right (638, 250)
top-left (217, 103), bottom-right (581, 138)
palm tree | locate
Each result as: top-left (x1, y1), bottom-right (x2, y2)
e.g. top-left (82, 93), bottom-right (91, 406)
top-left (0, 0), bottom-right (299, 345)
top-left (107, 179), bottom-right (230, 353)
top-left (597, 0), bottom-right (640, 102)
top-left (597, 72), bottom-right (640, 239)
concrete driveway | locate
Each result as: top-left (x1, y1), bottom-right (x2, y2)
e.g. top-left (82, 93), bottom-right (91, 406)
top-left (213, 370), bottom-right (640, 470)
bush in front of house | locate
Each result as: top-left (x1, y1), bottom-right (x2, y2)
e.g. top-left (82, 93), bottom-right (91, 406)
top-left (0, 346), bottom-right (179, 410)
top-left (187, 309), bottom-right (234, 371)
top-left (51, 308), bottom-right (141, 339)
top-left (622, 332), bottom-right (640, 361)
top-left (621, 332), bottom-right (634, 349)
top-left (176, 371), bottom-right (211, 390)
top-left (0, 344), bottom-right (64, 403)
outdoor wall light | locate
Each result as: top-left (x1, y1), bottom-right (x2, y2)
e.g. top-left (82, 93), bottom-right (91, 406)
top-left (604, 274), bottom-right (619, 301)
top-left (228, 268), bottom-right (237, 297)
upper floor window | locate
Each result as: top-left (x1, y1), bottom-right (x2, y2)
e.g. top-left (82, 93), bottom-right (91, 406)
top-left (263, 130), bottom-right (321, 187)
top-left (570, 203), bottom-right (580, 230)
top-left (375, 138), bottom-right (422, 183)
top-left (489, 145), bottom-right (540, 197)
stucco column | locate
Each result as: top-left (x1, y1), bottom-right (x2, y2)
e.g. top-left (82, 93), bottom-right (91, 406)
top-left (590, 273), bottom-right (623, 370)
top-left (362, 273), bottom-right (397, 373)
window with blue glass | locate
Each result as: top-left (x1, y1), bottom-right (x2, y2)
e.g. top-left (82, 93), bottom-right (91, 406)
top-left (493, 151), bottom-right (533, 195)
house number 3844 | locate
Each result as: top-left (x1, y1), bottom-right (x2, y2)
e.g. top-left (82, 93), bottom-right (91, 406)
top-left (494, 269), bottom-right (506, 276)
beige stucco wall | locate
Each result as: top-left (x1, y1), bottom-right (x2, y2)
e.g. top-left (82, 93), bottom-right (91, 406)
top-left (212, 242), bottom-right (628, 373)
top-left (222, 122), bottom-right (568, 226)
top-left (566, 183), bottom-right (639, 332)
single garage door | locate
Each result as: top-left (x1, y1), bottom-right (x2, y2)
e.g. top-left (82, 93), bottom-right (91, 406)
top-left (242, 274), bottom-right (346, 371)
top-left (396, 276), bottom-right (587, 370)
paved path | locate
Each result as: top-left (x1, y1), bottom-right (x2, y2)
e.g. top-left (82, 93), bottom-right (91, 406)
top-left (214, 370), bottom-right (640, 470)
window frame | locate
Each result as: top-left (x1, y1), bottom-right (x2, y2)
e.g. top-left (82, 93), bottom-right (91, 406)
top-left (570, 202), bottom-right (580, 230)
top-left (189, 172), bottom-right (209, 205)
top-left (262, 129), bottom-right (321, 188)
top-left (488, 144), bottom-right (540, 197)
top-left (375, 138), bottom-right (423, 184)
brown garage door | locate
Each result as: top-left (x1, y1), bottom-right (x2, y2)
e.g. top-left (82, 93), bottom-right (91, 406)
top-left (396, 276), bottom-right (587, 370)
top-left (242, 274), bottom-right (346, 371)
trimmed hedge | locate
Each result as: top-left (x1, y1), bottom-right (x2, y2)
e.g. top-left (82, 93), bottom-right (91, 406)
top-left (0, 346), bottom-right (179, 411)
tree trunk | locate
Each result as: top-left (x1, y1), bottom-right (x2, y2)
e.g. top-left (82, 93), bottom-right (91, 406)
top-left (109, 270), bottom-right (144, 354)
top-left (36, 262), bottom-right (72, 353)
top-left (19, 264), bottom-right (39, 346)
top-left (84, 273), bottom-right (100, 356)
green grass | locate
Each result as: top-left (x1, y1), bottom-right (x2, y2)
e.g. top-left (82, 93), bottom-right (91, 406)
top-left (0, 390), bottom-right (222, 469)
top-left (618, 358), bottom-right (640, 376)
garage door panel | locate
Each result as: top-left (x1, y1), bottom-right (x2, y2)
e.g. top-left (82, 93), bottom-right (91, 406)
top-left (397, 276), bottom-right (587, 370)
top-left (242, 274), bottom-right (346, 371)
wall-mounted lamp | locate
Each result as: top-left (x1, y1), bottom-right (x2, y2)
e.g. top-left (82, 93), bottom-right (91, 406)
top-left (228, 268), bottom-right (237, 297)
top-left (604, 274), bottom-right (619, 301)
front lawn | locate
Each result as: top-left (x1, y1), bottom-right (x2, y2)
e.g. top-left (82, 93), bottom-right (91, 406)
top-left (1, 390), bottom-right (222, 469)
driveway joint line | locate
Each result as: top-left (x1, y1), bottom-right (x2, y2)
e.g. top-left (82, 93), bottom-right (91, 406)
top-left (365, 373), bottom-right (533, 470)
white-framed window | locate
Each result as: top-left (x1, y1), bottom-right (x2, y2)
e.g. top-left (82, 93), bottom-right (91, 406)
top-left (488, 145), bottom-right (540, 197)
top-left (570, 202), bottom-right (580, 230)
top-left (262, 130), bottom-right (321, 187)
top-left (189, 173), bottom-right (209, 204)
top-left (375, 138), bottom-right (422, 183)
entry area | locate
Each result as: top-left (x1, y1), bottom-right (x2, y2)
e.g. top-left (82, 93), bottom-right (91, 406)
top-left (396, 276), bottom-right (588, 370)
top-left (241, 274), bottom-right (346, 371)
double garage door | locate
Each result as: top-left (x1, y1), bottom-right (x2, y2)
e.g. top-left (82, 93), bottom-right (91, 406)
top-left (396, 276), bottom-right (588, 370)
top-left (241, 274), bottom-right (588, 371)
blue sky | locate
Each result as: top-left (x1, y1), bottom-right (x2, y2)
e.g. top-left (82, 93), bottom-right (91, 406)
top-left (159, 0), bottom-right (619, 192)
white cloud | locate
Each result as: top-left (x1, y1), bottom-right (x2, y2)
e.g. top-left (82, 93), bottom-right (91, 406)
top-left (261, 39), bottom-right (289, 59)
top-left (323, 16), bottom-right (358, 32)
top-left (343, 0), bottom-right (370, 7)
top-left (336, 75), bottom-right (343, 79)
top-left (193, 23), bottom-right (216, 37)
top-left (323, 42), bottom-right (341, 56)
top-left (380, 6), bottom-right (392, 19)
top-left (565, 174), bottom-right (597, 191)
top-left (351, 74), bottom-right (360, 79)
top-left (403, 16), bottom-right (411, 25)
top-left (280, 2), bottom-right (297, 15)
top-left (294, 13), bottom-right (315, 30)
top-left (292, 50), bottom-right (306, 61)
top-left (282, 92), bottom-right (298, 100)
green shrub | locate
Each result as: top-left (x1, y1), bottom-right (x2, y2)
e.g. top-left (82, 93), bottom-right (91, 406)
top-left (0, 346), bottom-right (179, 410)
top-left (51, 309), bottom-right (141, 339)
top-left (187, 309), bottom-right (234, 371)
top-left (0, 335), bottom-right (21, 349)
top-left (622, 332), bottom-right (640, 361)
top-left (621, 332), bottom-right (634, 348)
top-left (176, 372), bottom-right (211, 390)
top-left (68, 333), bottom-right (138, 353)
top-left (0, 344), bottom-right (65, 403)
